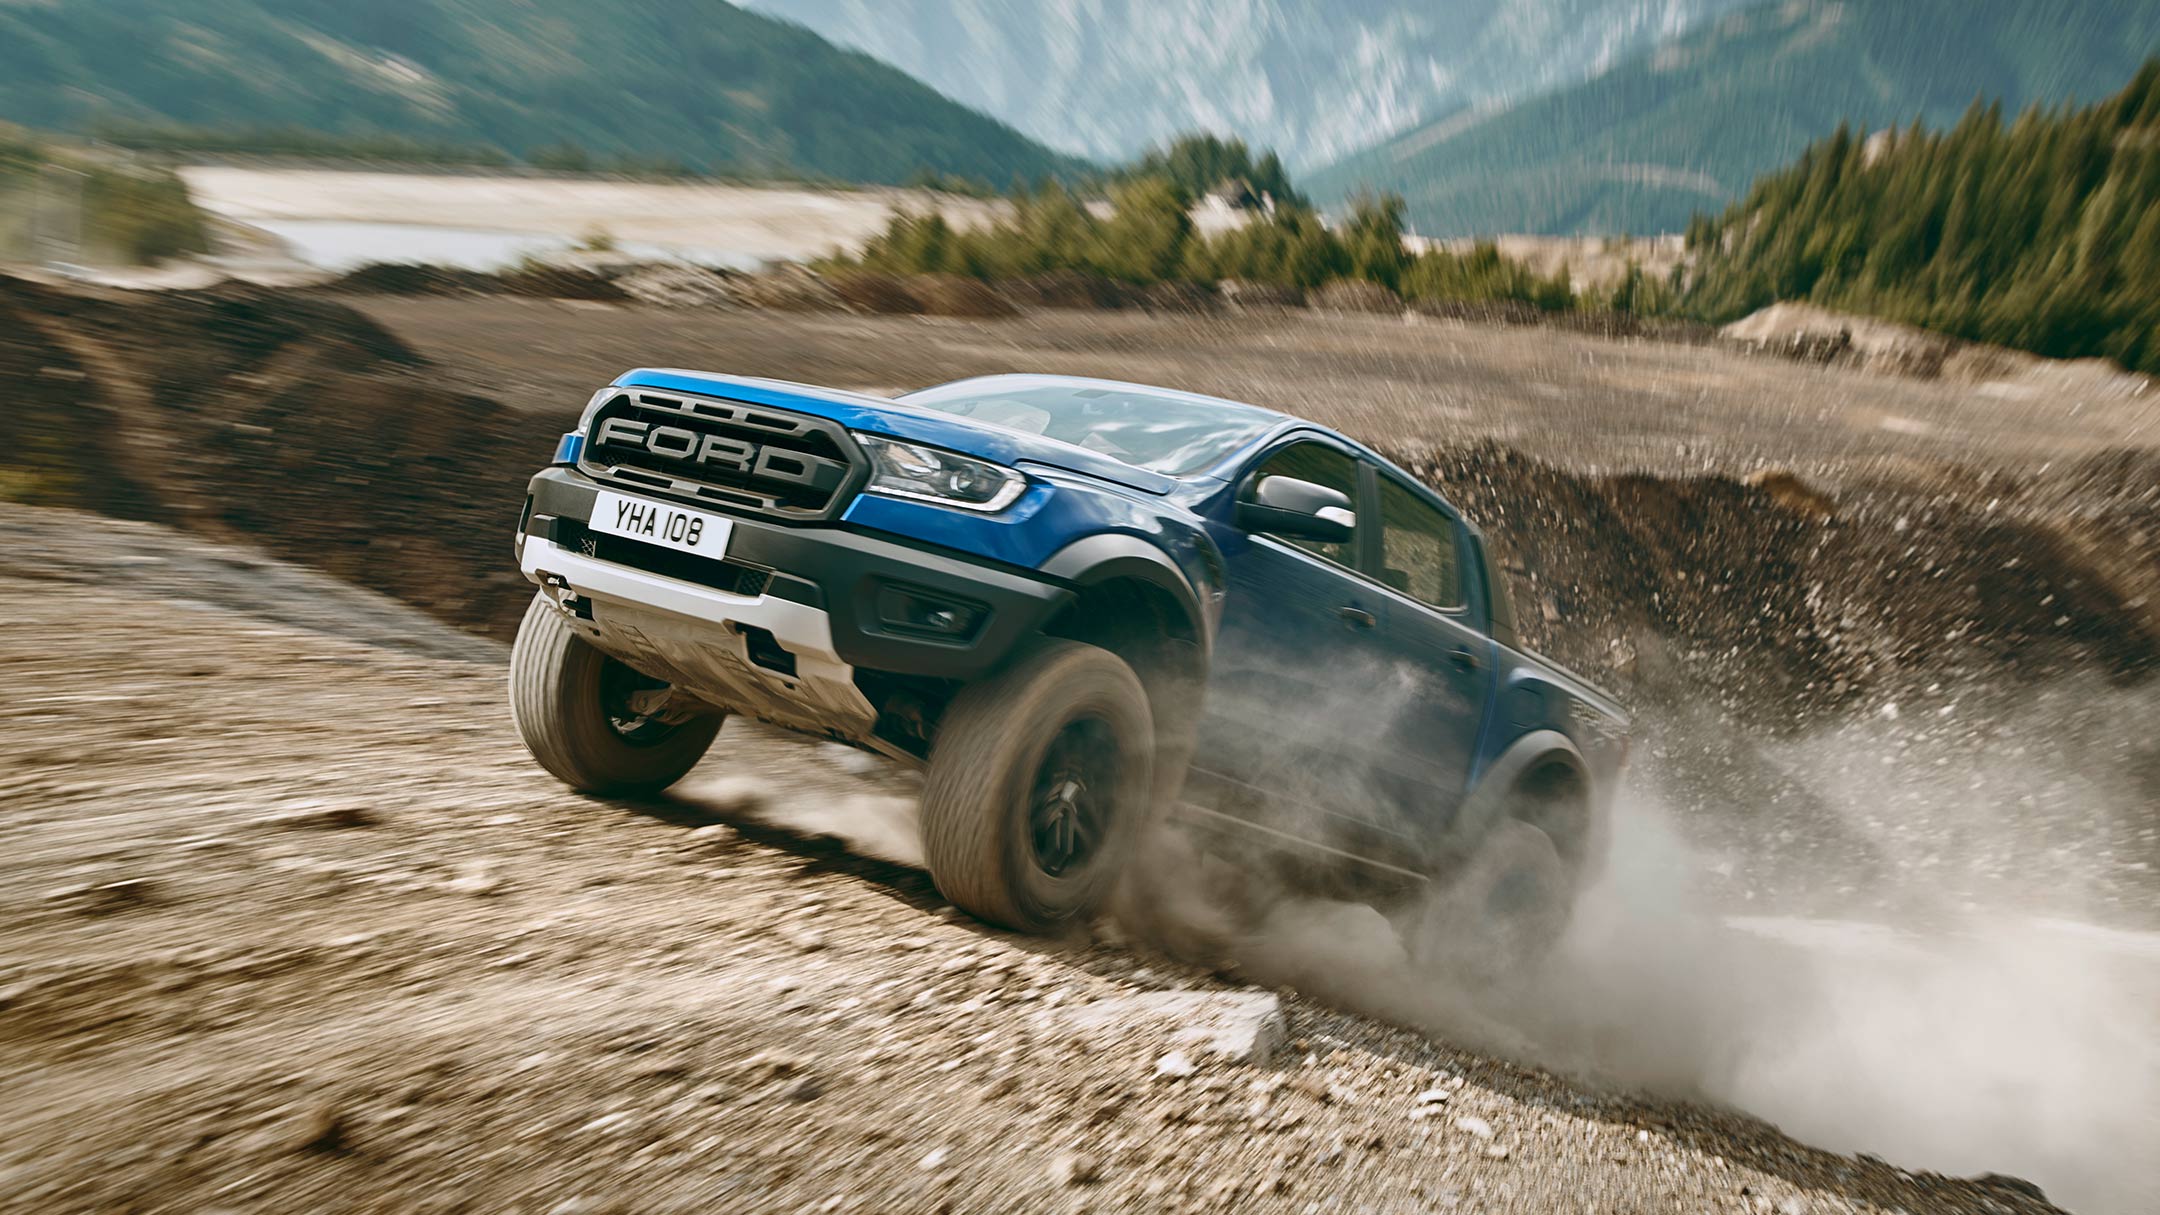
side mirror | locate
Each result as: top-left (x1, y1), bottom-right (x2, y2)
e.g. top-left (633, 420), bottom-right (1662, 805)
top-left (1237, 475), bottom-right (1355, 544)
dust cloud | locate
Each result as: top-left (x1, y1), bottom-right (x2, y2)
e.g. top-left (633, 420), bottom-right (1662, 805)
top-left (737, 672), bottom-right (2160, 1213)
top-left (1186, 703), bottom-right (2160, 1215)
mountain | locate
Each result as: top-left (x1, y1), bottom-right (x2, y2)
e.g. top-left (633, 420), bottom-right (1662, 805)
top-left (1307, 0), bottom-right (2160, 237)
top-left (738, 0), bottom-right (1760, 168)
top-left (0, 0), bottom-right (1082, 186)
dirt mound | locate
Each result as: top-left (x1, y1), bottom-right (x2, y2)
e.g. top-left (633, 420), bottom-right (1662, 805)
top-left (1724, 302), bottom-right (1954, 378)
top-left (1394, 441), bottom-right (2160, 721)
top-left (1718, 300), bottom-right (2151, 387)
top-left (0, 274), bottom-right (537, 635)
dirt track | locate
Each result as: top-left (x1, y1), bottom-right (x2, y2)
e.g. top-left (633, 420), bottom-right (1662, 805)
top-left (0, 507), bottom-right (2079, 1215)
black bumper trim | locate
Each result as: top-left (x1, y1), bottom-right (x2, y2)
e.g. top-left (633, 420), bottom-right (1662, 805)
top-left (524, 467), bottom-right (1071, 680)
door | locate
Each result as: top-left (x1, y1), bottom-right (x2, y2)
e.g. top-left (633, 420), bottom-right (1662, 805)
top-left (1191, 438), bottom-right (1406, 862)
top-left (1363, 470), bottom-right (1494, 854)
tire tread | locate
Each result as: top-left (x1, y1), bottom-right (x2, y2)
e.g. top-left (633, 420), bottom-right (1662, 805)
top-left (508, 593), bottom-right (720, 795)
top-left (919, 639), bottom-right (1152, 932)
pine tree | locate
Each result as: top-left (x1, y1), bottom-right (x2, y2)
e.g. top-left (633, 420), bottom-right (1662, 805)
top-left (1686, 58), bottom-right (2160, 375)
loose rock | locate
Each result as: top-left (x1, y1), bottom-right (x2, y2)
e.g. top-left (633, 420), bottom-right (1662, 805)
top-left (1050, 1151), bottom-right (1100, 1186)
top-left (259, 800), bottom-right (377, 830)
top-left (289, 1102), bottom-right (347, 1154)
top-left (1153, 1051), bottom-right (1198, 1079)
top-left (1063, 991), bottom-right (1287, 1065)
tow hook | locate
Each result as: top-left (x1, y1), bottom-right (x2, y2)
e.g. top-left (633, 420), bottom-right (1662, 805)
top-left (536, 572), bottom-right (593, 620)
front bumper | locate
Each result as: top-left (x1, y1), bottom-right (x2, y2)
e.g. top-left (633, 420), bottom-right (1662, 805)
top-left (517, 468), bottom-right (1072, 736)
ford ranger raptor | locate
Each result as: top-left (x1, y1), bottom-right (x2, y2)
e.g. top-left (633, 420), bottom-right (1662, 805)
top-left (511, 371), bottom-right (1627, 957)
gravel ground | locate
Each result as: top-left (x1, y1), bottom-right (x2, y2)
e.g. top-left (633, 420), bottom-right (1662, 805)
top-left (0, 506), bottom-right (2072, 1215)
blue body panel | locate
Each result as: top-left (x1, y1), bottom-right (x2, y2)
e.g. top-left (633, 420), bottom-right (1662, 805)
top-left (595, 367), bottom-right (1627, 843)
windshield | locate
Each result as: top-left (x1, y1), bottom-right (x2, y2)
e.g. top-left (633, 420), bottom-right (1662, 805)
top-left (898, 380), bottom-right (1278, 476)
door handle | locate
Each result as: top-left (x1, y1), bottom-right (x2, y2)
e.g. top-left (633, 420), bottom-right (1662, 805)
top-left (1337, 605), bottom-right (1377, 629)
top-left (1448, 646), bottom-right (1480, 674)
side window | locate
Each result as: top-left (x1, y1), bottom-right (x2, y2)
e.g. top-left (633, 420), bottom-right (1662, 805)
top-left (1247, 441), bottom-right (1357, 567)
top-left (1378, 475), bottom-right (1463, 609)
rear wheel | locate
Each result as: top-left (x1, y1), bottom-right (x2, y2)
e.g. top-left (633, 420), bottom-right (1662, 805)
top-left (509, 594), bottom-right (722, 795)
top-left (1404, 818), bottom-right (1572, 983)
top-left (919, 639), bottom-right (1154, 933)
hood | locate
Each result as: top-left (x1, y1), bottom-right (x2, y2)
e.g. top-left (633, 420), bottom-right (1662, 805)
top-left (614, 368), bottom-right (1180, 496)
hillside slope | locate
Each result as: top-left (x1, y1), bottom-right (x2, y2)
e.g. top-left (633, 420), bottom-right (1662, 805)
top-left (0, 0), bottom-right (1081, 186)
top-left (1687, 62), bottom-right (2160, 375)
top-left (740, 0), bottom-right (1758, 167)
top-left (1309, 0), bottom-right (2160, 236)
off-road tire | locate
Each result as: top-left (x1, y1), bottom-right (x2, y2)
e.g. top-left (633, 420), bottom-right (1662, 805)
top-left (1405, 817), bottom-right (1572, 984)
top-left (509, 594), bottom-right (722, 795)
top-left (920, 639), bottom-right (1155, 934)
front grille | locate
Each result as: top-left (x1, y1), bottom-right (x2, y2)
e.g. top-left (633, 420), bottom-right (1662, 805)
top-left (558, 519), bottom-right (773, 598)
top-left (579, 389), bottom-right (863, 520)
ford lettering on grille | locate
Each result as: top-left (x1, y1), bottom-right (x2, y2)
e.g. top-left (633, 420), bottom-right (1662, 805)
top-left (579, 390), bottom-right (862, 519)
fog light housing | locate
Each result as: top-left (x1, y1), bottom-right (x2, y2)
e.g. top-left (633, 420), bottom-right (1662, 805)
top-left (875, 583), bottom-right (987, 641)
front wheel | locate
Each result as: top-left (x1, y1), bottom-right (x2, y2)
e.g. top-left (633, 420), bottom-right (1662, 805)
top-left (919, 640), bottom-right (1155, 934)
top-left (509, 594), bottom-right (722, 795)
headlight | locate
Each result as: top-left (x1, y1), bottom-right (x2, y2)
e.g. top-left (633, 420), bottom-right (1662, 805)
top-left (574, 386), bottom-right (619, 432)
top-left (859, 435), bottom-right (1026, 512)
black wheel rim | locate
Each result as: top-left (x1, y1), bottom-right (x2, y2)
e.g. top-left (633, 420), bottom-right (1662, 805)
top-left (598, 657), bottom-right (678, 746)
top-left (1027, 715), bottom-right (1119, 878)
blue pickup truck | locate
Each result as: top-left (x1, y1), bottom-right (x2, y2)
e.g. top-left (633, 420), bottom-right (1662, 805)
top-left (511, 371), bottom-right (1627, 958)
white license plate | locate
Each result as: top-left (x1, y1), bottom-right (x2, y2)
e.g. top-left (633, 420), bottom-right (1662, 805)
top-left (588, 491), bottom-right (732, 558)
